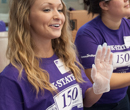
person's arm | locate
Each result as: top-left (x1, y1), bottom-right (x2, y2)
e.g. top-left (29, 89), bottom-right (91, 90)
top-left (85, 69), bottom-right (130, 90)
top-left (83, 43), bottom-right (113, 107)
top-left (110, 72), bottom-right (130, 89)
top-left (83, 87), bottom-right (102, 107)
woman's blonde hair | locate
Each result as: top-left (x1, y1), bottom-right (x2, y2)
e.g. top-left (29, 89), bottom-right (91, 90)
top-left (7, 0), bottom-right (85, 95)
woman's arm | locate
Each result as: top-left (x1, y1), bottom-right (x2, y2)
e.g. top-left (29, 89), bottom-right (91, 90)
top-left (85, 69), bottom-right (130, 90)
top-left (110, 72), bottom-right (130, 89)
top-left (83, 87), bottom-right (102, 107)
top-left (83, 43), bottom-right (113, 107)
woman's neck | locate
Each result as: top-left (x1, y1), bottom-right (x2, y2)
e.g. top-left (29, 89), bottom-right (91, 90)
top-left (101, 15), bottom-right (122, 30)
top-left (34, 47), bottom-right (54, 58)
top-left (32, 37), bottom-right (54, 58)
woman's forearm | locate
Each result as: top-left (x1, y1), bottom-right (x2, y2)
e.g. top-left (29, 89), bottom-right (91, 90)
top-left (110, 72), bottom-right (130, 89)
top-left (85, 69), bottom-right (130, 90)
top-left (83, 87), bottom-right (102, 107)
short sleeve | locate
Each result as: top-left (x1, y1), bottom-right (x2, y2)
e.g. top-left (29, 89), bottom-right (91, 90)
top-left (75, 27), bottom-right (100, 69)
top-left (0, 76), bottom-right (24, 110)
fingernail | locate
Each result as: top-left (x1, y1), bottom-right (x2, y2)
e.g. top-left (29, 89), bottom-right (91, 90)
top-left (92, 64), bottom-right (95, 68)
top-left (98, 45), bottom-right (102, 49)
top-left (103, 43), bottom-right (107, 47)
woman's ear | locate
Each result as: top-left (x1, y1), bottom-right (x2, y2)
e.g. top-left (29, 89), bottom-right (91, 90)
top-left (99, 1), bottom-right (109, 10)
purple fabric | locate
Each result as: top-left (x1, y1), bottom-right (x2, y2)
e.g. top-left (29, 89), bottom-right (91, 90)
top-left (75, 16), bottom-right (130, 104)
top-left (0, 54), bottom-right (92, 110)
top-left (0, 21), bottom-right (6, 32)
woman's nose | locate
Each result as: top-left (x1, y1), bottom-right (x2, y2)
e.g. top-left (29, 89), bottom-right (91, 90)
top-left (53, 10), bottom-right (62, 20)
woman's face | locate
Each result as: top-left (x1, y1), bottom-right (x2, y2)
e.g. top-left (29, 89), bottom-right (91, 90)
top-left (106, 0), bottom-right (130, 18)
top-left (29, 0), bottom-right (65, 40)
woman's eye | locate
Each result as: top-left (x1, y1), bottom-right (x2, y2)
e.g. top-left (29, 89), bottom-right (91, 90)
top-left (58, 9), bottom-right (63, 12)
top-left (43, 9), bottom-right (50, 12)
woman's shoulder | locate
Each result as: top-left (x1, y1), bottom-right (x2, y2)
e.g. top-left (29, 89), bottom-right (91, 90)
top-left (0, 63), bottom-right (20, 81)
top-left (120, 18), bottom-right (130, 30)
top-left (122, 17), bottom-right (130, 24)
top-left (77, 16), bottom-right (102, 34)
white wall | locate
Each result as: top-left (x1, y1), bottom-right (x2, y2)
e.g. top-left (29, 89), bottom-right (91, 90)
top-left (0, 32), bottom-right (9, 72)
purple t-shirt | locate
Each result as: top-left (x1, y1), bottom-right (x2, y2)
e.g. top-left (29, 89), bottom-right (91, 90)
top-left (75, 16), bottom-right (130, 104)
top-left (0, 21), bottom-right (6, 32)
top-left (0, 54), bottom-right (92, 110)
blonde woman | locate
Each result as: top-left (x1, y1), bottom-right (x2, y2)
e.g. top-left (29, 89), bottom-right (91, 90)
top-left (0, 0), bottom-right (113, 110)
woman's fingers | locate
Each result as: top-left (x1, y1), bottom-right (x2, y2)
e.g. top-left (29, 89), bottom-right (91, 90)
top-left (100, 43), bottom-right (107, 62)
top-left (109, 52), bottom-right (113, 65)
top-left (104, 47), bottom-right (111, 63)
top-left (95, 45), bottom-right (102, 65)
top-left (91, 64), bottom-right (97, 82)
top-left (95, 43), bottom-right (113, 66)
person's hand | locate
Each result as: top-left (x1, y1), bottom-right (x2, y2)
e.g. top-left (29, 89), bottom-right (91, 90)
top-left (91, 43), bottom-right (113, 94)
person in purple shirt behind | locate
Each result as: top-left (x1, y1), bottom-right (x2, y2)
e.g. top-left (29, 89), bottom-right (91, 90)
top-left (0, 20), bottom-right (6, 32)
top-left (75, 0), bottom-right (130, 110)
top-left (0, 0), bottom-right (113, 110)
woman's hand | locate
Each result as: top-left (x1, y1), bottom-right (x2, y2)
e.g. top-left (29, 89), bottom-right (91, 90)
top-left (91, 43), bottom-right (113, 94)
